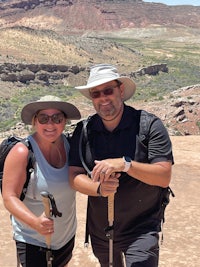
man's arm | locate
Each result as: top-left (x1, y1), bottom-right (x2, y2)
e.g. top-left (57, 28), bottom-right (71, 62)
top-left (92, 159), bottom-right (172, 188)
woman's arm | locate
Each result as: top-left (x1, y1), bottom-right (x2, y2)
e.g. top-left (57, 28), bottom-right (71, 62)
top-left (2, 142), bottom-right (53, 235)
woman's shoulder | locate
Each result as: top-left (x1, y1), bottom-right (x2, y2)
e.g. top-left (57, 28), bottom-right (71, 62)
top-left (9, 138), bottom-right (30, 158)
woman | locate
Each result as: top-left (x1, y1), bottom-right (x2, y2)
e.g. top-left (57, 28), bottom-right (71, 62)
top-left (2, 95), bottom-right (81, 267)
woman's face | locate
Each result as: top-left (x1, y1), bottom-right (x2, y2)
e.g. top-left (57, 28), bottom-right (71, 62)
top-left (33, 109), bottom-right (66, 142)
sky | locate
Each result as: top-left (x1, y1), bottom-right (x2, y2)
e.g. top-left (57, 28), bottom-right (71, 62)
top-left (143, 0), bottom-right (200, 6)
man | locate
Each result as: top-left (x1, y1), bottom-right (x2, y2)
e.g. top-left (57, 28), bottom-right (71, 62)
top-left (69, 64), bottom-right (173, 267)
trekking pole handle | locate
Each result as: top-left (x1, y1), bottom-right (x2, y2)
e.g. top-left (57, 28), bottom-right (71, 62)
top-left (41, 191), bottom-right (52, 248)
top-left (108, 193), bottom-right (115, 225)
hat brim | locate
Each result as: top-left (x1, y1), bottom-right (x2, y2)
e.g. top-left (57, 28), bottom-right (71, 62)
top-left (75, 76), bottom-right (136, 101)
top-left (21, 101), bottom-right (81, 125)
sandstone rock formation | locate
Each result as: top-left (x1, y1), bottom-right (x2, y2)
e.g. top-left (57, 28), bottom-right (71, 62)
top-left (0, 0), bottom-right (200, 34)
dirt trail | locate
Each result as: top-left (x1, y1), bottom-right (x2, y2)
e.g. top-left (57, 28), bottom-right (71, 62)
top-left (0, 136), bottom-right (200, 267)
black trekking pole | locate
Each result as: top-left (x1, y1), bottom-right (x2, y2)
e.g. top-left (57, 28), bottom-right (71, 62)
top-left (41, 191), bottom-right (62, 267)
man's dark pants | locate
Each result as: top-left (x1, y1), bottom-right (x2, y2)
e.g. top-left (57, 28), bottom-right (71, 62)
top-left (92, 231), bottom-right (159, 267)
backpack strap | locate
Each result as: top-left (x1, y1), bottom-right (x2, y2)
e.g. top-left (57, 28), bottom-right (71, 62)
top-left (78, 116), bottom-right (92, 247)
top-left (20, 138), bottom-right (35, 201)
top-left (138, 109), bottom-right (157, 146)
top-left (79, 116), bottom-right (93, 177)
top-left (84, 199), bottom-right (90, 247)
top-left (138, 110), bottom-right (175, 242)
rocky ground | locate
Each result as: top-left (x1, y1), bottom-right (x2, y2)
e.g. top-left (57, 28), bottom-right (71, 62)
top-left (0, 135), bottom-right (200, 267)
top-left (133, 84), bottom-right (200, 136)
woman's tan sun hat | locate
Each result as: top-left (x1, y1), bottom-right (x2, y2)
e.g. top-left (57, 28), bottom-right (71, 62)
top-left (21, 95), bottom-right (81, 125)
top-left (75, 64), bottom-right (136, 101)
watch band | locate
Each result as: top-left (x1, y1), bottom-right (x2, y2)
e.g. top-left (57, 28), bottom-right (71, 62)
top-left (122, 156), bottom-right (132, 172)
top-left (97, 183), bottom-right (102, 197)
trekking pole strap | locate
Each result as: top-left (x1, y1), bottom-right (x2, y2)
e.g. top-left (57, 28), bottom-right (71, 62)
top-left (84, 198), bottom-right (90, 247)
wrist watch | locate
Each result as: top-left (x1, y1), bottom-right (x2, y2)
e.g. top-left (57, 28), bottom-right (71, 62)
top-left (122, 156), bottom-right (132, 172)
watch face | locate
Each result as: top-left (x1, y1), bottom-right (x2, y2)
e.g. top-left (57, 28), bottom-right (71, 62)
top-left (124, 156), bottom-right (131, 163)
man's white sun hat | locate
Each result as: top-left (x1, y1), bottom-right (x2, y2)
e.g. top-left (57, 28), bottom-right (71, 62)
top-left (75, 64), bottom-right (136, 101)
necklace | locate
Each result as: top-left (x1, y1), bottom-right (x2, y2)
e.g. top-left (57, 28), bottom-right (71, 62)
top-left (34, 134), bottom-right (65, 168)
top-left (49, 143), bottom-right (65, 168)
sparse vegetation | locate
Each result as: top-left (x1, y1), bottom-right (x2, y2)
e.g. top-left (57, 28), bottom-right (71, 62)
top-left (0, 84), bottom-right (79, 131)
top-left (102, 28), bottom-right (200, 101)
top-left (0, 24), bottom-right (200, 134)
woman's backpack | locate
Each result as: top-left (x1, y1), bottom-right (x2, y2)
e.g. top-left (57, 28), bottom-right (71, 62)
top-left (0, 136), bottom-right (35, 200)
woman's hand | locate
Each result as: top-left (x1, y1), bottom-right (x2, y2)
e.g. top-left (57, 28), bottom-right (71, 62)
top-left (34, 213), bottom-right (54, 236)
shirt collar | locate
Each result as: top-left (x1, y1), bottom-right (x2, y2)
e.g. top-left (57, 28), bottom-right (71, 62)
top-left (90, 104), bottom-right (137, 132)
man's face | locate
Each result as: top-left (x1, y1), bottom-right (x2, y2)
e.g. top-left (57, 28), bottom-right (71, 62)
top-left (89, 80), bottom-right (124, 121)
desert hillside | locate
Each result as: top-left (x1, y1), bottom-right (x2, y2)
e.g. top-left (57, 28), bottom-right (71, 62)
top-left (0, 0), bottom-right (199, 135)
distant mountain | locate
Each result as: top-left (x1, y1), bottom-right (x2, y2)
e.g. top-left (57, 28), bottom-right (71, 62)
top-left (0, 0), bottom-right (200, 34)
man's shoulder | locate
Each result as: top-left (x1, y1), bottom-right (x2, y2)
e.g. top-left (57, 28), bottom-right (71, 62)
top-left (126, 105), bottom-right (157, 118)
top-left (125, 105), bottom-right (156, 121)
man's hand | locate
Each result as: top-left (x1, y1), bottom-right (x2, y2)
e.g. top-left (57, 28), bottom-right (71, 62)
top-left (98, 174), bottom-right (120, 197)
top-left (92, 158), bottom-right (124, 182)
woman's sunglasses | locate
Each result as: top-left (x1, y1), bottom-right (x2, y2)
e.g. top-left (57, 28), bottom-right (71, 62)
top-left (89, 85), bottom-right (119, 99)
top-left (36, 113), bottom-right (65, 124)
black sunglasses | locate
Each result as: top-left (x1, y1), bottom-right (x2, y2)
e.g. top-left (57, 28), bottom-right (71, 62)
top-left (36, 113), bottom-right (65, 124)
top-left (89, 85), bottom-right (119, 99)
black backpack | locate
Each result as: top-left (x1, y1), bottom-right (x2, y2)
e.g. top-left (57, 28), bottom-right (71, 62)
top-left (0, 136), bottom-right (35, 200)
